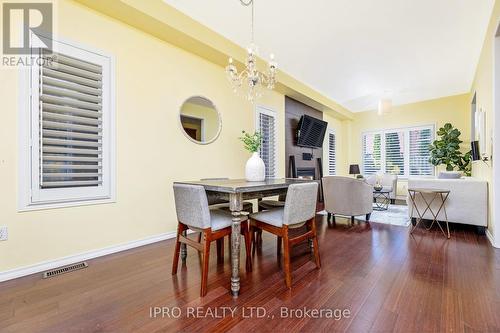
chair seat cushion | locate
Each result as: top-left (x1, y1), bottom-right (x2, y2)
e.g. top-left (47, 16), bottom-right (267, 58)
top-left (209, 210), bottom-right (247, 231)
top-left (258, 200), bottom-right (285, 210)
top-left (250, 208), bottom-right (284, 227)
top-left (250, 208), bottom-right (306, 228)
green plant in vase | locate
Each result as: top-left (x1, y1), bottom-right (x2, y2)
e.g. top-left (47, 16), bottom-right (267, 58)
top-left (429, 123), bottom-right (471, 176)
top-left (239, 131), bottom-right (265, 181)
top-left (238, 130), bottom-right (262, 153)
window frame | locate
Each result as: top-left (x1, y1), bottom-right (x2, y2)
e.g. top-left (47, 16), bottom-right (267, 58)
top-left (361, 124), bottom-right (435, 179)
top-left (326, 128), bottom-right (336, 175)
top-left (255, 105), bottom-right (278, 179)
top-left (18, 33), bottom-right (116, 211)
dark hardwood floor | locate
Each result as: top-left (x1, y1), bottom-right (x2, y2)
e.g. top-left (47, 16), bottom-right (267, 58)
top-left (1, 214), bottom-right (499, 333)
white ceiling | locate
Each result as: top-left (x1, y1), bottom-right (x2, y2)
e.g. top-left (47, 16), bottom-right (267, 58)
top-left (163, 0), bottom-right (494, 112)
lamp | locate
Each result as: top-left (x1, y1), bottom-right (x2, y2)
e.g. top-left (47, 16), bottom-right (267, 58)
top-left (349, 164), bottom-right (360, 178)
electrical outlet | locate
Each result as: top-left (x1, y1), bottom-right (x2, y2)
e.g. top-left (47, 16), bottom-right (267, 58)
top-left (0, 226), bottom-right (8, 241)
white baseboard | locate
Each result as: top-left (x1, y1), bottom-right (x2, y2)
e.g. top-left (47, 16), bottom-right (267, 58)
top-left (0, 231), bottom-right (178, 283)
top-left (486, 229), bottom-right (499, 248)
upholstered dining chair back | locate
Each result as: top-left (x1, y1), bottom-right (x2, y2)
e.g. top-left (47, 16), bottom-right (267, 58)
top-left (283, 182), bottom-right (319, 226)
top-left (173, 184), bottom-right (211, 230)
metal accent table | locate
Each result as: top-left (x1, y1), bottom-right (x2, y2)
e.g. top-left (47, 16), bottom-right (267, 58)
top-left (173, 178), bottom-right (319, 297)
top-left (373, 189), bottom-right (391, 211)
top-left (408, 188), bottom-right (451, 238)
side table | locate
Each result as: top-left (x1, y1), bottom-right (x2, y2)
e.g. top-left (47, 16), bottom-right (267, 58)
top-left (408, 188), bottom-right (451, 238)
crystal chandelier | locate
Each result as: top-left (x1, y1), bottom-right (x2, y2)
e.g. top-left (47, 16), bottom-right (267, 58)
top-left (225, 0), bottom-right (277, 103)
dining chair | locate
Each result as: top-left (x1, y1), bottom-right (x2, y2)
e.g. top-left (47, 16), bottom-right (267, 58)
top-left (171, 184), bottom-right (252, 297)
top-left (249, 182), bottom-right (321, 288)
top-left (253, 194), bottom-right (286, 247)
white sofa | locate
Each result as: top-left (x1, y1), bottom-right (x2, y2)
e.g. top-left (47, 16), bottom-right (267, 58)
top-left (407, 178), bottom-right (487, 230)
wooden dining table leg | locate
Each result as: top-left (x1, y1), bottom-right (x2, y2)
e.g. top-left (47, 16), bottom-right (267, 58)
top-left (229, 192), bottom-right (243, 297)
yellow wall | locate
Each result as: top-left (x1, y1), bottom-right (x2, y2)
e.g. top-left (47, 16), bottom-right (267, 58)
top-left (0, 0), bottom-right (346, 273)
top-left (470, 0), bottom-right (500, 245)
top-left (348, 94), bottom-right (471, 197)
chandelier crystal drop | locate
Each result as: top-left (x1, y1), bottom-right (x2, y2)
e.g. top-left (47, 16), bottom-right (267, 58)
top-left (225, 0), bottom-right (277, 103)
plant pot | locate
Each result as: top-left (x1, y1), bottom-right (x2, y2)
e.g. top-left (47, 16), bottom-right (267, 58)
top-left (245, 152), bottom-right (265, 182)
top-left (374, 185), bottom-right (383, 191)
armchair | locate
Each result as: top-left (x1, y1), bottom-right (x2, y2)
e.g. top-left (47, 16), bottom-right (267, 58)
top-left (322, 176), bottom-right (373, 223)
top-left (365, 173), bottom-right (398, 203)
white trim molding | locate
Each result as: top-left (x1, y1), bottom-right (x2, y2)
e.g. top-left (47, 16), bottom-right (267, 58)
top-left (492, 24), bottom-right (500, 251)
top-left (486, 228), bottom-right (499, 248)
top-left (0, 231), bottom-right (177, 282)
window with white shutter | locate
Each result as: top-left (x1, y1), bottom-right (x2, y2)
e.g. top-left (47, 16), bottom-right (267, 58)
top-left (20, 35), bottom-right (115, 209)
top-left (384, 131), bottom-right (405, 175)
top-left (362, 133), bottom-right (382, 175)
top-left (327, 130), bottom-right (336, 175)
top-left (409, 127), bottom-right (434, 176)
top-left (362, 125), bottom-right (434, 178)
top-left (256, 106), bottom-right (277, 179)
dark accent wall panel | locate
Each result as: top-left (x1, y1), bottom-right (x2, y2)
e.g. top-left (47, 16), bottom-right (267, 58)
top-left (285, 97), bottom-right (323, 178)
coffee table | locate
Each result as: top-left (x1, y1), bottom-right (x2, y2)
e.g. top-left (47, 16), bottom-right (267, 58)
top-left (373, 189), bottom-right (391, 211)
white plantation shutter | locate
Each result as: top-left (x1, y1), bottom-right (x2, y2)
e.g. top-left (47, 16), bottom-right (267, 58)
top-left (257, 107), bottom-right (277, 178)
top-left (40, 50), bottom-right (103, 188)
top-left (25, 36), bottom-right (115, 207)
top-left (384, 131), bottom-right (405, 175)
top-left (361, 126), bottom-right (434, 178)
top-left (362, 133), bottom-right (382, 175)
top-left (328, 131), bottom-right (336, 175)
top-left (409, 127), bottom-right (434, 176)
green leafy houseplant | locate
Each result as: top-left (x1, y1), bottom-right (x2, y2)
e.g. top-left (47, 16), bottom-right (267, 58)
top-left (429, 123), bottom-right (472, 176)
top-left (239, 130), bottom-right (262, 153)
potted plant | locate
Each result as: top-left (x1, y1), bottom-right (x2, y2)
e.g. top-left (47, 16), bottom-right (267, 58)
top-left (429, 123), bottom-right (472, 177)
top-left (239, 131), bottom-right (266, 181)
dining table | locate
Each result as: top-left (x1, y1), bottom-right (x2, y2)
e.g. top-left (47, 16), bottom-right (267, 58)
top-left (173, 178), bottom-right (319, 297)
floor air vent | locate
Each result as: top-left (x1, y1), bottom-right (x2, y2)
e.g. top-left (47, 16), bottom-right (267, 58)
top-left (43, 262), bottom-right (88, 279)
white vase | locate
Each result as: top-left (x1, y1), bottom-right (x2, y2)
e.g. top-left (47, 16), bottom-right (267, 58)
top-left (245, 152), bottom-right (266, 182)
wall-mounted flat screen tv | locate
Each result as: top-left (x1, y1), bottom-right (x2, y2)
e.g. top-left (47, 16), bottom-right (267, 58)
top-left (296, 114), bottom-right (328, 149)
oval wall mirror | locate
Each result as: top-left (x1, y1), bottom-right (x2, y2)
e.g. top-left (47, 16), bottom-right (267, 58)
top-left (179, 96), bottom-right (221, 144)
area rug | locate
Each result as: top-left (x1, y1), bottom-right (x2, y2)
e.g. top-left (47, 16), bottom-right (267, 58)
top-left (318, 204), bottom-right (410, 227)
